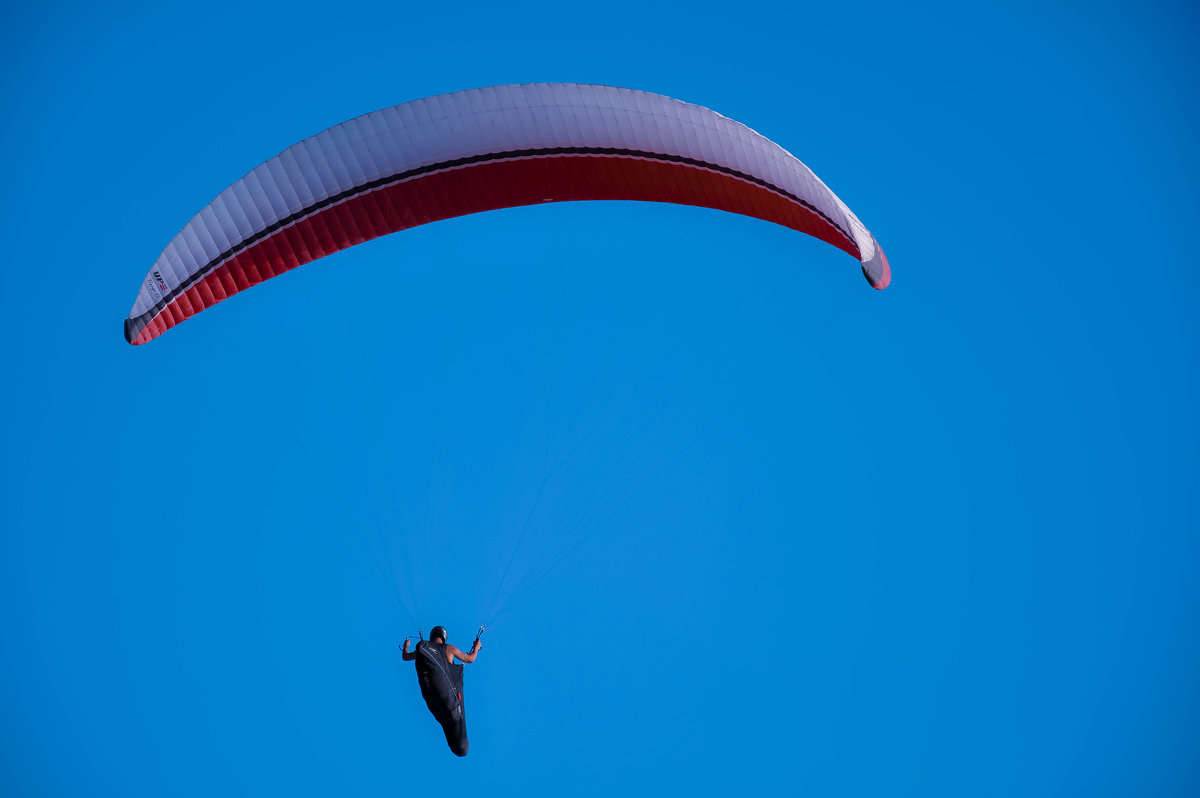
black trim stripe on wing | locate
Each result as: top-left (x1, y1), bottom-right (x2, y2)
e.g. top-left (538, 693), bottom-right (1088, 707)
top-left (125, 147), bottom-right (855, 342)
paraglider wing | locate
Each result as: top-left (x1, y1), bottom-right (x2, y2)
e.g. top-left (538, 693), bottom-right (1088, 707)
top-left (124, 83), bottom-right (889, 345)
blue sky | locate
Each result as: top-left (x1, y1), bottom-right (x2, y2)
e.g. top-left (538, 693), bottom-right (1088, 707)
top-left (2, 0), bottom-right (1197, 795)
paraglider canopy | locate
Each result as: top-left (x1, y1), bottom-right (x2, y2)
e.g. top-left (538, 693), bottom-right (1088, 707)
top-left (124, 83), bottom-right (888, 345)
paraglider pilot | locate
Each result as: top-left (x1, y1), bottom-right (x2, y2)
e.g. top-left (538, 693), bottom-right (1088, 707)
top-left (401, 626), bottom-right (481, 756)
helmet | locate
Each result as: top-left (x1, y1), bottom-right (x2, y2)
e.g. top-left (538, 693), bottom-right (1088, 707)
top-left (429, 626), bottom-right (448, 642)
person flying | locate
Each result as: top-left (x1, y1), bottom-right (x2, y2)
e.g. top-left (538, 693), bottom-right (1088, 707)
top-left (401, 626), bottom-right (482, 756)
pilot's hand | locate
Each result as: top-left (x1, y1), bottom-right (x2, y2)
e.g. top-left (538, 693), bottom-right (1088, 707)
top-left (402, 639), bottom-right (410, 653)
top-left (472, 640), bottom-right (482, 653)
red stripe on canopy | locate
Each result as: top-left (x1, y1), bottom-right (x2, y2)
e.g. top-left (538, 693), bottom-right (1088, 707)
top-left (131, 153), bottom-right (858, 344)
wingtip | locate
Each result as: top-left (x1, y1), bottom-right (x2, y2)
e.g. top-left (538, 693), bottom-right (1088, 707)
top-left (861, 240), bottom-right (891, 290)
top-left (124, 316), bottom-right (151, 345)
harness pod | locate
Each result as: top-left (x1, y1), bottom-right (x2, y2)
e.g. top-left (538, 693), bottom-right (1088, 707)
top-left (414, 641), bottom-right (468, 756)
